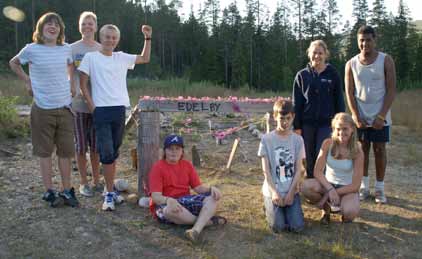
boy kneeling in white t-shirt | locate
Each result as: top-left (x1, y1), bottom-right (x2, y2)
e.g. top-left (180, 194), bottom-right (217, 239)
top-left (258, 99), bottom-right (306, 232)
top-left (78, 24), bottom-right (152, 211)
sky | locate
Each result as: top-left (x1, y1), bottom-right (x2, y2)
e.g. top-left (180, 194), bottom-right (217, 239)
top-left (179, 0), bottom-right (422, 23)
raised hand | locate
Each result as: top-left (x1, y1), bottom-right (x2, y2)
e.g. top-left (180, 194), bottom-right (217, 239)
top-left (141, 25), bottom-right (152, 38)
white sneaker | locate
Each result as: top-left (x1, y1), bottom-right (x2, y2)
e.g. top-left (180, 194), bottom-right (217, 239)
top-left (375, 189), bottom-right (387, 204)
top-left (79, 184), bottom-right (94, 197)
top-left (138, 197), bottom-right (150, 208)
top-left (102, 193), bottom-right (115, 211)
top-left (359, 188), bottom-right (370, 201)
top-left (112, 191), bottom-right (124, 204)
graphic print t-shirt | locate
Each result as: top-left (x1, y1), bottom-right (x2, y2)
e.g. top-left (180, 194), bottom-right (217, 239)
top-left (257, 131), bottom-right (305, 196)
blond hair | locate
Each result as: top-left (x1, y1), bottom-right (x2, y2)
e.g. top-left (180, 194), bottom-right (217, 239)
top-left (79, 11), bottom-right (97, 28)
top-left (330, 113), bottom-right (360, 159)
top-left (33, 12), bottom-right (65, 45)
top-left (307, 39), bottom-right (330, 61)
top-left (99, 24), bottom-right (120, 39)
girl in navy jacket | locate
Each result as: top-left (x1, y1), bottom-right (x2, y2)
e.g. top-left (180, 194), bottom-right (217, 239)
top-left (292, 40), bottom-right (345, 178)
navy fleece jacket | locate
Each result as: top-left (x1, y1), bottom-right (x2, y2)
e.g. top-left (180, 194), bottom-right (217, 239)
top-left (292, 63), bottom-right (345, 129)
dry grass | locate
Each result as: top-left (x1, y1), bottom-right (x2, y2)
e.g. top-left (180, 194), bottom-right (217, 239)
top-left (0, 75), bottom-right (32, 104)
top-left (0, 75), bottom-right (421, 258)
top-left (115, 113), bottom-right (422, 259)
top-left (392, 89), bottom-right (422, 130)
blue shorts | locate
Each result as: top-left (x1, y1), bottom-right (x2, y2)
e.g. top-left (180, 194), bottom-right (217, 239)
top-left (93, 106), bottom-right (125, 164)
top-left (155, 193), bottom-right (210, 224)
top-left (358, 126), bottom-right (390, 143)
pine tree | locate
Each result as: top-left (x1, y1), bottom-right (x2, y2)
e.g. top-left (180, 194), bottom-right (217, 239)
top-left (393, 0), bottom-right (411, 81)
top-left (346, 0), bottom-right (369, 59)
top-left (302, 0), bottom-right (317, 40)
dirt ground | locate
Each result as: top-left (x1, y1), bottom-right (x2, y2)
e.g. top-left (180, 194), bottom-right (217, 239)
top-left (0, 114), bottom-right (421, 259)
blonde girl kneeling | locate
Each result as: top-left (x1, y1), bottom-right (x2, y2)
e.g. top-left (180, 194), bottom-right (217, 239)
top-left (301, 113), bottom-right (364, 224)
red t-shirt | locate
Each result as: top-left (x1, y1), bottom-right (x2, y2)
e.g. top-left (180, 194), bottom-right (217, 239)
top-left (148, 159), bottom-right (201, 214)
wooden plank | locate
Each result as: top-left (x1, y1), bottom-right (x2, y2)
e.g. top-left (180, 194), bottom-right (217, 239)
top-left (226, 138), bottom-right (240, 171)
top-left (137, 111), bottom-right (160, 196)
top-left (138, 98), bottom-right (275, 113)
top-left (125, 106), bottom-right (139, 130)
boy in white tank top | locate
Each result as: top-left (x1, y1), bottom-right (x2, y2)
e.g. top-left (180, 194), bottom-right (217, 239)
top-left (345, 25), bottom-right (396, 204)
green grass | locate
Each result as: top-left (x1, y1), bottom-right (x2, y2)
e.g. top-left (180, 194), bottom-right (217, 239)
top-left (0, 96), bottom-right (29, 139)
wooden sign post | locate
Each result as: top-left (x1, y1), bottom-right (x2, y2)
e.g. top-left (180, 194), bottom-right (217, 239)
top-left (137, 97), bottom-right (277, 196)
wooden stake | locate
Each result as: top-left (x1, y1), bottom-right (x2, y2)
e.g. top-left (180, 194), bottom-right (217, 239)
top-left (191, 145), bottom-right (201, 168)
top-left (137, 111), bottom-right (160, 196)
top-left (125, 106), bottom-right (139, 131)
top-left (226, 138), bottom-right (240, 171)
top-left (130, 148), bottom-right (137, 170)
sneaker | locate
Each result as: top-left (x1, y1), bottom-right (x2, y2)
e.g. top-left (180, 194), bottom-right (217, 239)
top-left (79, 184), bottom-right (94, 197)
top-left (138, 197), bottom-right (150, 208)
top-left (359, 188), bottom-right (370, 201)
top-left (375, 189), bottom-right (387, 204)
top-left (102, 192), bottom-right (115, 211)
top-left (42, 189), bottom-right (64, 207)
top-left (60, 188), bottom-right (80, 207)
top-left (112, 191), bottom-right (124, 204)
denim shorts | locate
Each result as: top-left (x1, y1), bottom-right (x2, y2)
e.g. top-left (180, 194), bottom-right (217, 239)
top-left (155, 193), bottom-right (210, 224)
top-left (330, 183), bottom-right (346, 189)
top-left (93, 106), bottom-right (125, 164)
top-left (263, 193), bottom-right (304, 232)
top-left (357, 126), bottom-right (390, 143)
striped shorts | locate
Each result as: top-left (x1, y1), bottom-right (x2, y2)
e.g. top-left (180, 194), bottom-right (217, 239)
top-left (73, 112), bottom-right (96, 154)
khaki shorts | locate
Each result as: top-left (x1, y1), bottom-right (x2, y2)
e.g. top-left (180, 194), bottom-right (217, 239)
top-left (31, 103), bottom-right (75, 158)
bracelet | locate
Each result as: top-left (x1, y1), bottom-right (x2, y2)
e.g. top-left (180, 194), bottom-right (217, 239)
top-left (326, 187), bottom-right (334, 193)
top-left (376, 114), bottom-right (385, 121)
top-left (145, 37), bottom-right (151, 40)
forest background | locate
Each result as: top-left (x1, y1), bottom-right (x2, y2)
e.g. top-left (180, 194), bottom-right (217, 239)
top-left (1, 0), bottom-right (422, 93)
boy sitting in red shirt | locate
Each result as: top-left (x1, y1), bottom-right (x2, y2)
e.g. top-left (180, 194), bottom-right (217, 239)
top-left (149, 134), bottom-right (226, 243)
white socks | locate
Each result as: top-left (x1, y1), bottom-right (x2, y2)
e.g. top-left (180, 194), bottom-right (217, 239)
top-left (360, 177), bottom-right (385, 191)
top-left (375, 180), bottom-right (384, 191)
top-left (361, 176), bottom-right (370, 190)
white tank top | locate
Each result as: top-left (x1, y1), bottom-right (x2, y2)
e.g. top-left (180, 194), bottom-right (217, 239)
top-left (350, 52), bottom-right (391, 126)
top-left (325, 148), bottom-right (353, 186)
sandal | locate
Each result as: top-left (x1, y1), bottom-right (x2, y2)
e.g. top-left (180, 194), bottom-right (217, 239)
top-left (185, 229), bottom-right (200, 243)
top-left (210, 215), bottom-right (227, 226)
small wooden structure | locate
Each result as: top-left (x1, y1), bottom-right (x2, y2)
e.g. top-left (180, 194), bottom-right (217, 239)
top-left (136, 97), bottom-right (276, 196)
